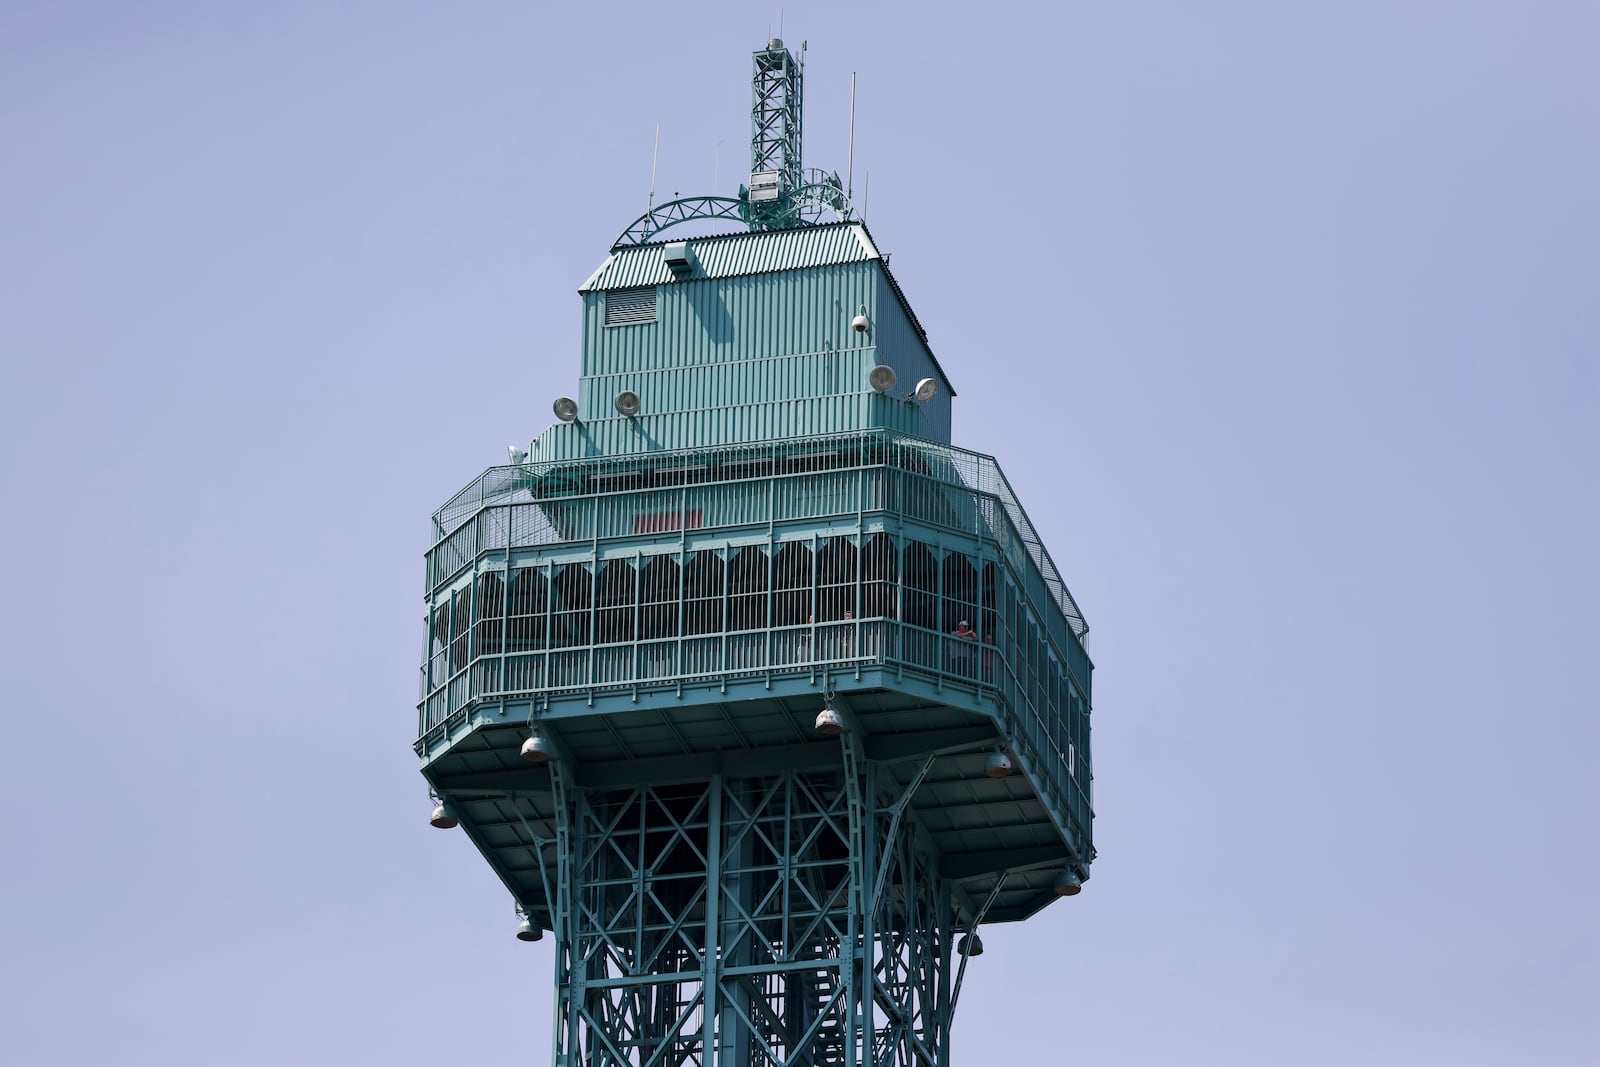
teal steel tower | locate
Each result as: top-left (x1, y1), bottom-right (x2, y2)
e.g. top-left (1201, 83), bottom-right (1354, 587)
top-left (417, 39), bottom-right (1095, 1067)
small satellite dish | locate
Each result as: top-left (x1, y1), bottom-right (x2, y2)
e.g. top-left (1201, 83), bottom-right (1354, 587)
top-left (912, 378), bottom-right (939, 403)
top-left (508, 444), bottom-right (527, 464)
top-left (868, 365), bottom-right (897, 393)
top-left (614, 390), bottom-right (642, 417)
top-left (553, 397), bottom-right (579, 422)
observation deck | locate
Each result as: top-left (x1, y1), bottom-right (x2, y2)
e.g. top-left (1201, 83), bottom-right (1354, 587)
top-left (418, 428), bottom-right (1094, 924)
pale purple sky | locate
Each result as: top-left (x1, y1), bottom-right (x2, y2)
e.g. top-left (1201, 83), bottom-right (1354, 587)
top-left (2, 2), bottom-right (1595, 1064)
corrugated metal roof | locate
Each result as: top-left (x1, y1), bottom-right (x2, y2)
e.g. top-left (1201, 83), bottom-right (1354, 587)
top-left (581, 222), bottom-right (879, 291)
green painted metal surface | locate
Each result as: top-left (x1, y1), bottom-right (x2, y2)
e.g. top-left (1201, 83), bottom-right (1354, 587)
top-left (533, 223), bottom-right (955, 460)
top-left (418, 37), bottom-right (1097, 1067)
top-left (583, 222), bottom-right (877, 291)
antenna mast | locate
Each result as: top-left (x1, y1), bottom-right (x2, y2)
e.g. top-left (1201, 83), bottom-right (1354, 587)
top-left (847, 72), bottom-right (857, 198)
top-left (612, 38), bottom-right (858, 246)
top-left (647, 124), bottom-right (660, 210)
top-left (747, 37), bottom-right (803, 227)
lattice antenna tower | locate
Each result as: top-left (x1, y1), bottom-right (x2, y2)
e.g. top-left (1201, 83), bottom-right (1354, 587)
top-left (747, 38), bottom-right (803, 225)
top-left (611, 39), bottom-right (852, 247)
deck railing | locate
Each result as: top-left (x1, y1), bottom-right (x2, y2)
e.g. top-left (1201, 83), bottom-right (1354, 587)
top-left (416, 615), bottom-right (1093, 847)
top-left (427, 430), bottom-right (1089, 643)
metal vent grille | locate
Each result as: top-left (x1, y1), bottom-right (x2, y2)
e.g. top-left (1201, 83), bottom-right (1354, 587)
top-left (605, 287), bottom-right (657, 325)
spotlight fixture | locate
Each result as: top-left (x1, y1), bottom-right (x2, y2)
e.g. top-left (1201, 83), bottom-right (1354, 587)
top-left (508, 444), bottom-right (527, 465)
top-left (1054, 869), bottom-right (1083, 897)
top-left (614, 390), bottom-right (642, 417)
top-left (429, 801), bottom-right (459, 829)
top-left (912, 377), bottom-right (939, 403)
top-left (868, 365), bottom-right (897, 393)
top-left (852, 304), bottom-right (871, 333)
top-left (553, 397), bottom-right (579, 422)
top-left (814, 705), bottom-right (845, 736)
top-left (521, 732), bottom-right (552, 764)
top-left (957, 932), bottom-right (984, 957)
top-left (984, 748), bottom-right (1013, 779)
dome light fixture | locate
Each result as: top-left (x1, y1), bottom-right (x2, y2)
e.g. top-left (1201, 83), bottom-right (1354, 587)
top-left (852, 304), bottom-right (871, 333)
top-left (814, 704), bottom-right (845, 736)
top-left (1054, 869), bottom-right (1083, 897)
top-left (429, 800), bottom-right (459, 829)
top-left (984, 748), bottom-right (1012, 779)
top-left (515, 907), bottom-right (544, 942)
top-left (956, 932), bottom-right (984, 957)
top-left (521, 732), bottom-right (552, 764)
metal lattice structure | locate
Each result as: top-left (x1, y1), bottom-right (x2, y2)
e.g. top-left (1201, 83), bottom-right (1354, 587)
top-left (748, 40), bottom-right (803, 222)
top-left (612, 41), bottom-right (854, 248)
top-left (544, 755), bottom-right (978, 1067)
top-left (419, 37), bottom-right (1097, 1067)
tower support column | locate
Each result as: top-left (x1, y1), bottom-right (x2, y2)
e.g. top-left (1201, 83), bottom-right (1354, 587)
top-left (548, 755), bottom-right (956, 1067)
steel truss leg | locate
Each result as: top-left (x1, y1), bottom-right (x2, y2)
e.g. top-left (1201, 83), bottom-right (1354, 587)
top-left (549, 756), bottom-right (956, 1067)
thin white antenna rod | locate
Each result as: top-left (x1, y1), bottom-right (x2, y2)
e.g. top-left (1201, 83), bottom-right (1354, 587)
top-left (847, 72), bottom-right (857, 198)
top-left (648, 124), bottom-right (660, 210)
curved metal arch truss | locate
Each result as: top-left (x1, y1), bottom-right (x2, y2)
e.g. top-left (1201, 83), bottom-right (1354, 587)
top-left (612, 196), bottom-right (746, 250)
top-left (611, 171), bottom-right (858, 249)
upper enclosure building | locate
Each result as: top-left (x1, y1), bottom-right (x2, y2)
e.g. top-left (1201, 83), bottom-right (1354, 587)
top-left (416, 37), bottom-right (1097, 1067)
top-left (422, 210), bottom-right (1095, 912)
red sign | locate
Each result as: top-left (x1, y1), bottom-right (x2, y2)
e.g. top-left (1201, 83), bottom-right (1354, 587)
top-left (634, 510), bottom-right (704, 534)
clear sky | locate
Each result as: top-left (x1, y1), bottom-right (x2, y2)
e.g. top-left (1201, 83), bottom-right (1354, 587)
top-left (2, 2), bottom-right (1595, 1064)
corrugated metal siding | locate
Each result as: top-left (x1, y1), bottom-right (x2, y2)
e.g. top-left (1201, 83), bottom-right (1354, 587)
top-left (873, 270), bottom-right (954, 440)
top-left (580, 350), bottom-right (875, 413)
top-left (583, 264), bottom-right (876, 376)
top-left (581, 223), bottom-right (874, 291)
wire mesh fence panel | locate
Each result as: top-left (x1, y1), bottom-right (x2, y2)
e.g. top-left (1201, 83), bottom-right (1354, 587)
top-left (503, 652), bottom-right (545, 693)
top-left (593, 645), bottom-right (632, 686)
top-left (550, 648), bottom-right (589, 688)
top-left (726, 631), bottom-right (768, 672)
top-left (635, 639), bottom-right (677, 681)
top-left (681, 634), bottom-right (723, 676)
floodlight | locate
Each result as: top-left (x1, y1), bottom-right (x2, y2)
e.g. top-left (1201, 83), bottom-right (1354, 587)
top-left (553, 397), bottom-right (579, 422)
top-left (614, 390), bottom-right (642, 417)
top-left (912, 378), bottom-right (938, 403)
top-left (868, 365), bottom-right (897, 393)
top-left (508, 444), bottom-right (527, 464)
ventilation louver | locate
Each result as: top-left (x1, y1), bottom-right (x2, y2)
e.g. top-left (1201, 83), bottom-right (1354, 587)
top-left (606, 287), bottom-right (657, 325)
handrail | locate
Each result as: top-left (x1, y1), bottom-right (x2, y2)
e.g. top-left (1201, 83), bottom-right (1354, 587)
top-left (415, 615), bottom-right (1092, 843)
top-left (427, 429), bottom-right (1089, 644)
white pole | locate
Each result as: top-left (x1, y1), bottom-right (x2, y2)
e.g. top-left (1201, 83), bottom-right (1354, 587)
top-left (648, 124), bottom-right (660, 210)
top-left (848, 72), bottom-right (857, 199)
